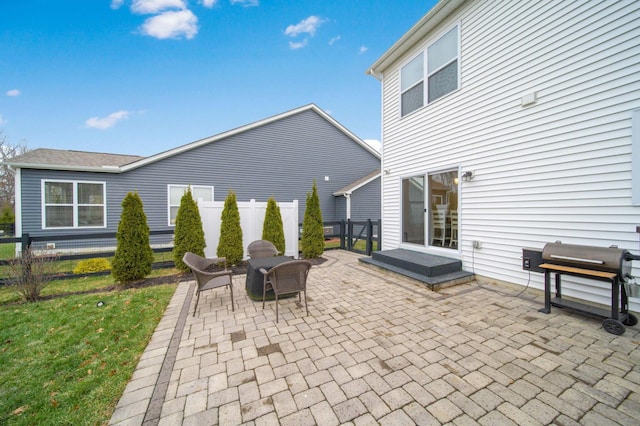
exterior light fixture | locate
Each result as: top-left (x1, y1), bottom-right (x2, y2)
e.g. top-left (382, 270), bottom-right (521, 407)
top-left (462, 171), bottom-right (473, 181)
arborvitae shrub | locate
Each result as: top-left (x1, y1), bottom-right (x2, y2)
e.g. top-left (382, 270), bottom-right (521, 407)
top-left (173, 187), bottom-right (206, 272)
top-left (301, 180), bottom-right (324, 259)
top-left (262, 196), bottom-right (285, 255)
top-left (217, 190), bottom-right (244, 265)
top-left (112, 192), bottom-right (154, 284)
top-left (73, 258), bottom-right (111, 274)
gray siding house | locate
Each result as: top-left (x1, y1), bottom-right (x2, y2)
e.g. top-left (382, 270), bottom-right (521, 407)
top-left (5, 104), bottom-right (381, 240)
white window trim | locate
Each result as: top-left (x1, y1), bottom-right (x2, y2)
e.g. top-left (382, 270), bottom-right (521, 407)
top-left (399, 22), bottom-right (461, 118)
top-left (167, 184), bottom-right (214, 226)
top-left (41, 179), bottom-right (107, 229)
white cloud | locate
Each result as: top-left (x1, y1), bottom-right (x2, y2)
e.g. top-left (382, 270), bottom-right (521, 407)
top-left (132, 0), bottom-right (186, 14)
top-left (6, 89), bottom-right (20, 97)
top-left (111, 0), bottom-right (125, 9)
top-left (285, 16), bottom-right (324, 37)
top-left (230, 0), bottom-right (259, 6)
top-left (328, 35), bottom-right (341, 46)
top-left (288, 39), bottom-right (308, 50)
top-left (85, 110), bottom-right (132, 130)
top-left (200, 0), bottom-right (218, 7)
top-left (359, 45), bottom-right (368, 54)
top-left (139, 10), bottom-right (198, 39)
top-left (0, 114), bottom-right (7, 126)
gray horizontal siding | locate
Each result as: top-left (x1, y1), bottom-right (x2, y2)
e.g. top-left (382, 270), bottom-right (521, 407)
top-left (349, 177), bottom-right (381, 221)
top-left (20, 109), bottom-right (380, 236)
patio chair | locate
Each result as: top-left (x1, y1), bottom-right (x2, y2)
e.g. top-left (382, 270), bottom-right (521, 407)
top-left (260, 260), bottom-right (312, 322)
top-left (182, 252), bottom-right (234, 316)
top-left (248, 240), bottom-right (280, 258)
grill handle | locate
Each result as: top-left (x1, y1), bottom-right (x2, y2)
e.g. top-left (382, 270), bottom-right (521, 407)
top-left (625, 252), bottom-right (640, 261)
top-left (549, 254), bottom-right (604, 265)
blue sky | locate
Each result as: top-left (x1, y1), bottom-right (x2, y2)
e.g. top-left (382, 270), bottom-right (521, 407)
top-left (1, 0), bottom-right (437, 156)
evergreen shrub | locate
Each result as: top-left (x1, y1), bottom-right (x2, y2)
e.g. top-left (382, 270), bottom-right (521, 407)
top-left (173, 187), bottom-right (206, 272)
top-left (112, 192), bottom-right (154, 284)
top-left (217, 190), bottom-right (244, 265)
top-left (262, 196), bottom-right (285, 255)
top-left (300, 180), bottom-right (324, 259)
top-left (73, 258), bottom-right (111, 274)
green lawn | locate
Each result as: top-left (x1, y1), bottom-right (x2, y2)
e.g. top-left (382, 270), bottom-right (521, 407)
top-left (0, 240), bottom-right (16, 260)
top-left (0, 283), bottom-right (176, 425)
top-left (0, 266), bottom-right (182, 305)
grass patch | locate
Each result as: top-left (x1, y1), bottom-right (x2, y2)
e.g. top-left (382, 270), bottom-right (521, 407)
top-left (0, 267), bottom-right (182, 305)
top-left (0, 284), bottom-right (176, 425)
top-left (0, 240), bottom-right (16, 260)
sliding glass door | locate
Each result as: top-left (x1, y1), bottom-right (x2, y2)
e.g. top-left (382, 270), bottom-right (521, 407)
top-left (402, 170), bottom-right (458, 249)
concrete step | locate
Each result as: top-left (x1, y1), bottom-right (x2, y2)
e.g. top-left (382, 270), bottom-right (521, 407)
top-left (359, 248), bottom-right (474, 290)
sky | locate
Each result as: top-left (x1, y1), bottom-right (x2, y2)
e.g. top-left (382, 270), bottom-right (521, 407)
top-left (0, 0), bottom-right (438, 157)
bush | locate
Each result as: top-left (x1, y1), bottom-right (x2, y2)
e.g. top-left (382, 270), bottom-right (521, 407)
top-left (262, 196), bottom-right (285, 255)
top-left (112, 192), bottom-right (154, 284)
top-left (301, 180), bottom-right (324, 259)
top-left (217, 190), bottom-right (244, 265)
top-left (6, 247), bottom-right (57, 302)
top-left (173, 187), bottom-right (206, 272)
top-left (73, 258), bottom-right (111, 274)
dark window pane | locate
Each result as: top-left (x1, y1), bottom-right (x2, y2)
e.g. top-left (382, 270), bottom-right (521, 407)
top-left (46, 206), bottom-right (73, 227)
top-left (401, 81), bottom-right (424, 116)
top-left (45, 182), bottom-right (73, 204)
top-left (78, 206), bottom-right (104, 227)
top-left (78, 183), bottom-right (103, 204)
top-left (428, 60), bottom-right (458, 103)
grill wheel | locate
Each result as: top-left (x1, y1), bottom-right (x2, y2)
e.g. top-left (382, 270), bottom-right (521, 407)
top-left (602, 318), bottom-right (625, 335)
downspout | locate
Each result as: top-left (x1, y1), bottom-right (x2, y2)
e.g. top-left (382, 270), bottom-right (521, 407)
top-left (345, 192), bottom-right (352, 220)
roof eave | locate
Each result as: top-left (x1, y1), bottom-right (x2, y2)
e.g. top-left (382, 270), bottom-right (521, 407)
top-left (366, 0), bottom-right (466, 77)
top-left (2, 162), bottom-right (123, 173)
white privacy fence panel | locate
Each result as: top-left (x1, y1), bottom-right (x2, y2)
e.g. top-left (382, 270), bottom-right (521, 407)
top-left (198, 199), bottom-right (299, 260)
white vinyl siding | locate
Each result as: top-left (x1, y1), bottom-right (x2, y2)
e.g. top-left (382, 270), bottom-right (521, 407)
top-left (379, 0), bottom-right (640, 310)
top-left (42, 180), bottom-right (106, 229)
top-left (168, 185), bottom-right (213, 225)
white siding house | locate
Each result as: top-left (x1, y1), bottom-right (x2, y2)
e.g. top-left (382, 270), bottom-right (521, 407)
top-left (367, 0), bottom-right (640, 311)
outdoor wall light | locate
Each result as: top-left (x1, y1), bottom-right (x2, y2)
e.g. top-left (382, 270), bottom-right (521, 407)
top-left (461, 171), bottom-right (473, 181)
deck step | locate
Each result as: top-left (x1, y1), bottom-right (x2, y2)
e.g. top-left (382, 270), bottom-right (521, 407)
top-left (359, 249), bottom-right (474, 290)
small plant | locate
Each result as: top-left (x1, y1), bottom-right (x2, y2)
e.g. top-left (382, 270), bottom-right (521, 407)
top-left (173, 187), bottom-right (206, 272)
top-left (262, 196), bottom-right (285, 255)
top-left (112, 192), bottom-right (154, 285)
top-left (217, 190), bottom-right (244, 265)
top-left (6, 246), bottom-right (57, 302)
top-left (301, 180), bottom-right (324, 259)
top-left (73, 258), bottom-right (111, 274)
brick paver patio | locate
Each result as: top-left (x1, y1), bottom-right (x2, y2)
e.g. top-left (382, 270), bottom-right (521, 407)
top-left (110, 250), bottom-right (640, 425)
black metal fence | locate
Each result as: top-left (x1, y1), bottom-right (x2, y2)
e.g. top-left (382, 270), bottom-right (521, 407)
top-left (323, 219), bottom-right (381, 255)
top-left (0, 220), bottom-right (380, 285)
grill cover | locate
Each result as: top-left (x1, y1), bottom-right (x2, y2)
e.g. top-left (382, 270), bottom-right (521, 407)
top-left (542, 242), bottom-right (628, 276)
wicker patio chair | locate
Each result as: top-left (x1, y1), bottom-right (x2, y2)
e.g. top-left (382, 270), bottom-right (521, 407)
top-left (260, 260), bottom-right (312, 322)
top-left (248, 239), bottom-right (280, 258)
top-left (182, 252), bottom-right (234, 316)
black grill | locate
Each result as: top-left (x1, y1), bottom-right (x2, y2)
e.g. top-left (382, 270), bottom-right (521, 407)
top-left (538, 242), bottom-right (639, 335)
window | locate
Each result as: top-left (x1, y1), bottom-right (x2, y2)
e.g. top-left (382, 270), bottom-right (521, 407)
top-left (427, 26), bottom-right (459, 103)
top-left (400, 24), bottom-right (459, 116)
top-left (401, 53), bottom-right (424, 116)
top-left (168, 185), bottom-right (213, 225)
top-left (42, 180), bottom-right (106, 228)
